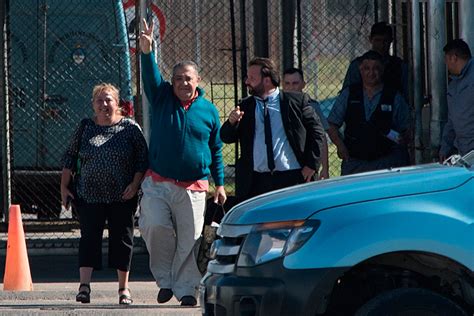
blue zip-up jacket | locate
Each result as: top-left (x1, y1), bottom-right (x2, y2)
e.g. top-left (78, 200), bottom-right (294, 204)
top-left (141, 52), bottom-right (224, 186)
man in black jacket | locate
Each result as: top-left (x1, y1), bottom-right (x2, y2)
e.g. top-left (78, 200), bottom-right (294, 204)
top-left (220, 57), bottom-right (325, 201)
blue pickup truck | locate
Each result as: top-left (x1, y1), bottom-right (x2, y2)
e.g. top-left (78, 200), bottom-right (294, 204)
top-left (200, 152), bottom-right (474, 315)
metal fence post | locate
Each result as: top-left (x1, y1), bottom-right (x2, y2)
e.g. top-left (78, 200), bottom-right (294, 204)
top-left (133, 0), bottom-right (151, 144)
top-left (0, 0), bottom-right (11, 221)
top-left (459, 0), bottom-right (474, 48)
top-left (411, 0), bottom-right (424, 164)
top-left (229, 0), bottom-right (239, 107)
top-left (427, 0), bottom-right (447, 161)
top-left (134, 0), bottom-right (143, 127)
top-left (239, 0), bottom-right (248, 98)
top-left (375, 0), bottom-right (389, 23)
top-left (281, 0), bottom-right (296, 71)
top-left (253, 0), bottom-right (268, 57)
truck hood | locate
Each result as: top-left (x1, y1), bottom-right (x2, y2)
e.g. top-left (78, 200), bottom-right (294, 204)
top-left (223, 163), bottom-right (473, 225)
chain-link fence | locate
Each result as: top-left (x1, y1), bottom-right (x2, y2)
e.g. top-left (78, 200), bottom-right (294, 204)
top-left (0, 0), bottom-right (401, 249)
top-left (146, 0), bottom-right (238, 192)
top-left (0, 0), bottom-right (461, 250)
top-left (234, 0), bottom-right (411, 177)
top-left (0, 0), bottom-right (137, 250)
top-left (297, 0), bottom-right (378, 176)
top-left (0, 0), bottom-right (241, 250)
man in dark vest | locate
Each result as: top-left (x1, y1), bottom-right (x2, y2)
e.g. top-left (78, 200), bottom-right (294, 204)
top-left (328, 51), bottom-right (410, 176)
top-left (342, 21), bottom-right (408, 101)
top-left (221, 57), bottom-right (325, 201)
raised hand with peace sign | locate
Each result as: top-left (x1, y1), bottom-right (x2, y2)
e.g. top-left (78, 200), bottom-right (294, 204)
top-left (139, 18), bottom-right (153, 54)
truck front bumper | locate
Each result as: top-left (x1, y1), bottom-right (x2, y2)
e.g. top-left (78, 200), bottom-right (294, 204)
top-left (200, 258), bottom-right (346, 316)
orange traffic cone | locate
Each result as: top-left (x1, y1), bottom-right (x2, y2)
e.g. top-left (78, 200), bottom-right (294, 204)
top-left (3, 204), bottom-right (33, 291)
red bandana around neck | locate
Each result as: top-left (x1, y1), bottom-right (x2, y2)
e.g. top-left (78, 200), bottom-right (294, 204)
top-left (180, 90), bottom-right (198, 111)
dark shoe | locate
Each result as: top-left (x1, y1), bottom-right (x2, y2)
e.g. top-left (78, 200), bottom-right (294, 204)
top-left (180, 295), bottom-right (197, 306)
top-left (118, 287), bottom-right (133, 305)
top-left (76, 283), bottom-right (91, 303)
top-left (157, 288), bottom-right (173, 303)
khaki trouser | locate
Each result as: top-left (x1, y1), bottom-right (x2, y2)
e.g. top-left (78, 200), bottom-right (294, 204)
top-left (139, 177), bottom-right (206, 300)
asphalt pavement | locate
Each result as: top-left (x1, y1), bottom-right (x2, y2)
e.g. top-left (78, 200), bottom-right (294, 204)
top-left (0, 253), bottom-right (202, 315)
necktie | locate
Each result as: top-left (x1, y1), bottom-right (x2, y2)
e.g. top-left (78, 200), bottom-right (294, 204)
top-left (263, 99), bottom-right (275, 171)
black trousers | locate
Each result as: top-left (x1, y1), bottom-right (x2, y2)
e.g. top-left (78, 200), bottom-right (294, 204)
top-left (248, 169), bottom-right (304, 199)
top-left (77, 197), bottom-right (137, 271)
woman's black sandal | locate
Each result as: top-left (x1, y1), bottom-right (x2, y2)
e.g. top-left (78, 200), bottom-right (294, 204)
top-left (119, 288), bottom-right (133, 305)
top-left (76, 283), bottom-right (91, 303)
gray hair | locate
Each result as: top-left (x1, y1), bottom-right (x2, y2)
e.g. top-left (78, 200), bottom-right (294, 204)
top-left (172, 61), bottom-right (200, 77)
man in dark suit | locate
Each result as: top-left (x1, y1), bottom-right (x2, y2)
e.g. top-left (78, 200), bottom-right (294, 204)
top-left (220, 57), bottom-right (325, 201)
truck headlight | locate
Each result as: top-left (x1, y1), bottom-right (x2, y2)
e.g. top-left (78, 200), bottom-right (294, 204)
top-left (237, 220), bottom-right (320, 267)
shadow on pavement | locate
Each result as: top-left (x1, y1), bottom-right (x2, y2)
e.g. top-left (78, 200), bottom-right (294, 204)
top-left (0, 253), bottom-right (154, 283)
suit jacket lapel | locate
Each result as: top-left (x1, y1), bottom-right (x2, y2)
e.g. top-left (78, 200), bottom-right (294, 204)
top-left (246, 97), bottom-right (257, 141)
top-left (279, 92), bottom-right (290, 132)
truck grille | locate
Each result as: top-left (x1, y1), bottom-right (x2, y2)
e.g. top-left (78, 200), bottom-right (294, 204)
top-left (206, 224), bottom-right (253, 274)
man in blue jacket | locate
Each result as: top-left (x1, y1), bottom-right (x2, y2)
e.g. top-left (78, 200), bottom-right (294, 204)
top-left (138, 19), bottom-right (226, 307)
top-left (439, 39), bottom-right (474, 161)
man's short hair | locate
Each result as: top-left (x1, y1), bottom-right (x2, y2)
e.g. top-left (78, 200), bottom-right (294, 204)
top-left (283, 67), bottom-right (304, 81)
top-left (359, 50), bottom-right (384, 64)
top-left (172, 61), bottom-right (200, 77)
top-left (443, 39), bottom-right (472, 60)
top-left (248, 57), bottom-right (280, 86)
top-left (370, 21), bottom-right (393, 40)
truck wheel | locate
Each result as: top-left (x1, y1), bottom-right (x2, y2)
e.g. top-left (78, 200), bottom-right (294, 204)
top-left (355, 288), bottom-right (468, 316)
